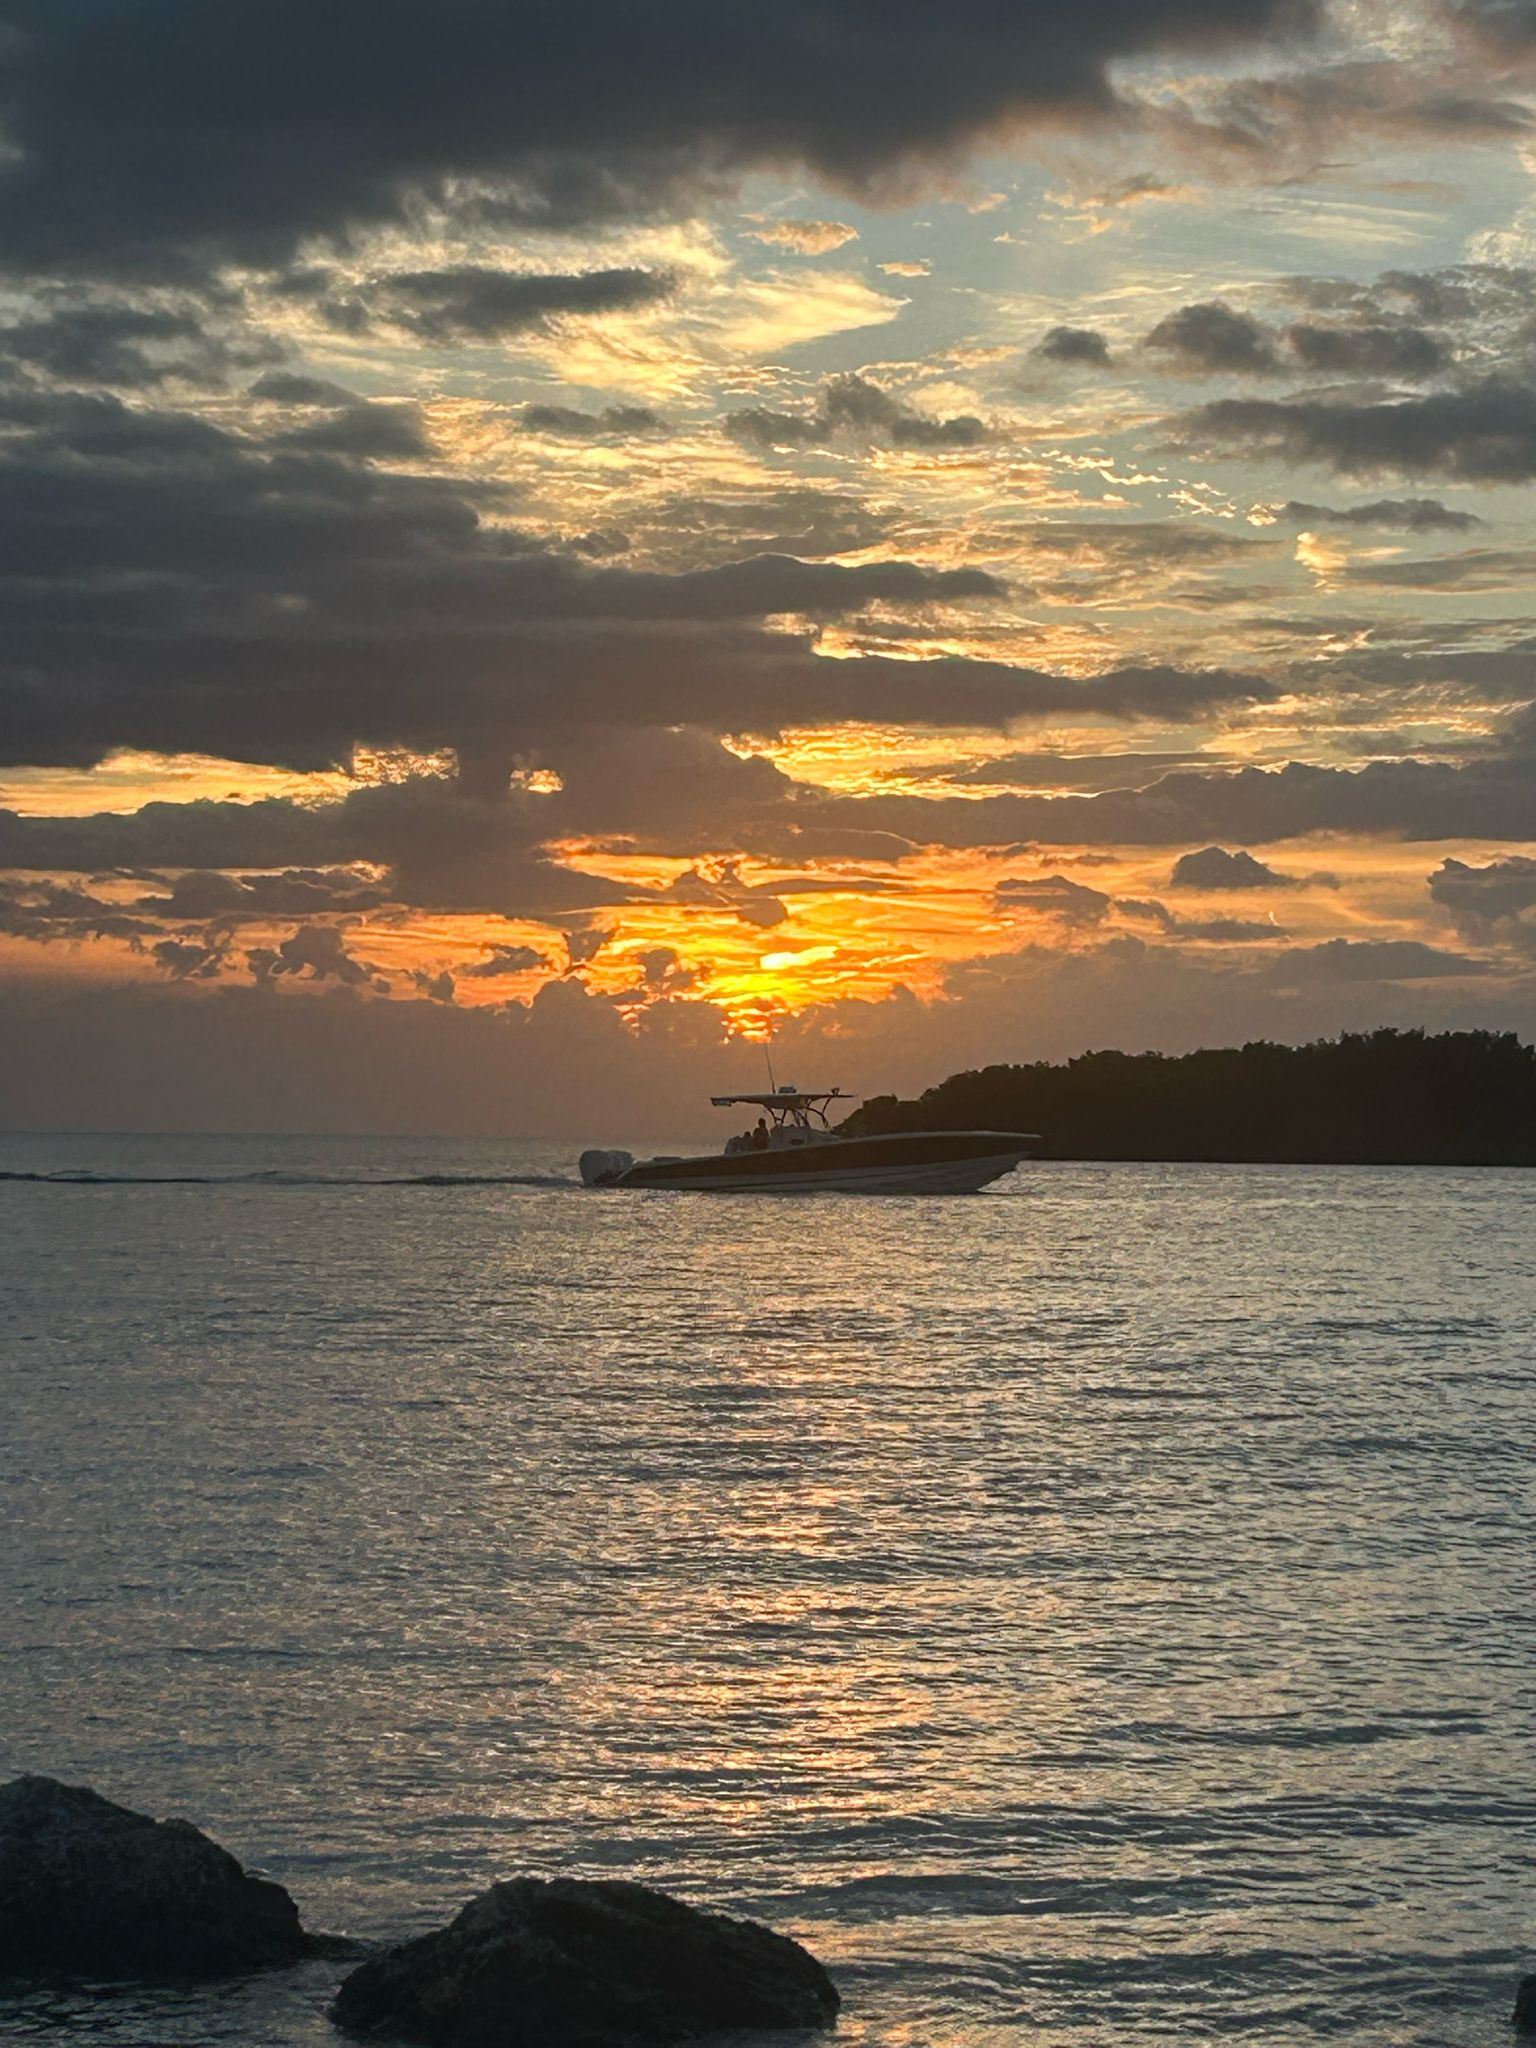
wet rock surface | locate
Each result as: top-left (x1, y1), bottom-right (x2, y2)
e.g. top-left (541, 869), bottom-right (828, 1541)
top-left (329, 1875), bottom-right (840, 2045)
top-left (0, 1775), bottom-right (307, 1981)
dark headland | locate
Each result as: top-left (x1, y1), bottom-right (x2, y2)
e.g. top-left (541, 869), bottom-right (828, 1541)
top-left (844, 1028), bottom-right (1536, 1166)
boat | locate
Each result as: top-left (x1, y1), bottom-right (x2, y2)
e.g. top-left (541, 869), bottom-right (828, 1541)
top-left (579, 1086), bottom-right (1038, 1194)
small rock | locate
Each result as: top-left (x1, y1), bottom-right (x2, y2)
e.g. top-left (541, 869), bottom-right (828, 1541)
top-left (329, 1876), bottom-right (840, 2046)
top-left (0, 1774), bottom-right (307, 1980)
top-left (1516, 1973), bottom-right (1536, 2033)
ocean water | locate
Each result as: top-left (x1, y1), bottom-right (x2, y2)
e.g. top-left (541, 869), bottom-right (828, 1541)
top-left (3, 1133), bottom-right (1535, 2047)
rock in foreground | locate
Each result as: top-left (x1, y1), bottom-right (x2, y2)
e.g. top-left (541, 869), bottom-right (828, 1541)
top-left (0, 1774), bottom-right (307, 1979)
top-left (1515, 1973), bottom-right (1536, 2033)
top-left (329, 1877), bottom-right (839, 2046)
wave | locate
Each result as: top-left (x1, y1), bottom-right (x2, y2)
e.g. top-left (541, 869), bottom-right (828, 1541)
top-left (0, 1168), bottom-right (582, 1190)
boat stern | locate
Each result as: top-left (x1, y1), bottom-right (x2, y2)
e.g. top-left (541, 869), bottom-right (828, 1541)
top-left (579, 1148), bottom-right (635, 1186)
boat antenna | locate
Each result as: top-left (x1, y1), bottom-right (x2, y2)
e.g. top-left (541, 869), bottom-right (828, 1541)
top-left (763, 1030), bottom-right (777, 1094)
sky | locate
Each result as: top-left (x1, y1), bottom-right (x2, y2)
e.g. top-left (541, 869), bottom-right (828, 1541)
top-left (5, 0), bottom-right (1536, 1133)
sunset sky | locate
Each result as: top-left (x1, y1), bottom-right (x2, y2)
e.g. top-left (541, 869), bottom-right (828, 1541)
top-left (5, 0), bottom-right (1536, 1132)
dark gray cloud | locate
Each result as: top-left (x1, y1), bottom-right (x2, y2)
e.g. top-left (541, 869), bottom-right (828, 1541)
top-left (521, 403), bottom-right (667, 437)
top-left (638, 553), bottom-right (1004, 612)
top-left (568, 528), bottom-right (631, 557)
top-left (0, 299), bottom-right (278, 388)
top-left (0, 732), bottom-right (859, 931)
top-left (1297, 627), bottom-right (1536, 702)
top-left (247, 923), bottom-right (384, 988)
top-left (1266, 497), bottom-right (1482, 531)
top-left (248, 370), bottom-right (363, 406)
top-left (1142, 62), bottom-right (1536, 173)
top-left (1170, 845), bottom-right (1296, 888)
top-left (726, 372), bottom-right (987, 450)
top-left (0, 0), bottom-right (1315, 277)
top-left (1013, 516), bottom-right (1261, 605)
top-left (1121, 897), bottom-right (1284, 939)
top-left (628, 486), bottom-right (889, 565)
top-left (137, 867), bottom-right (386, 919)
top-left (1428, 852), bottom-right (1536, 956)
top-left (1387, 263), bottom-right (1536, 322)
top-left (0, 779), bottom-right (642, 919)
top-left (1178, 377), bottom-right (1536, 480)
top-left (0, 874), bottom-right (148, 943)
top-left (0, 697), bottom-right (1364, 935)
top-left (771, 753), bottom-right (1536, 854)
top-left (0, 799), bottom-right (337, 875)
top-left (0, 629), bottom-right (1266, 777)
top-left (1143, 298), bottom-right (1451, 381)
top-left (993, 873), bottom-right (1112, 922)
top-left (460, 943), bottom-right (551, 977)
top-left (563, 925), bottom-right (615, 969)
top-left (1498, 701), bottom-right (1536, 752)
top-left (12, 733), bottom-right (1536, 951)
top-left (316, 266), bottom-right (677, 342)
top-left (1284, 321), bottom-right (1447, 378)
top-left (1033, 324), bottom-right (1112, 367)
top-left (655, 860), bottom-right (786, 928)
top-left (623, 946), bottom-right (700, 997)
top-left (414, 739), bottom-right (1536, 876)
top-left (0, 385), bottom-right (1271, 771)
top-left (1176, 916), bottom-right (1282, 940)
top-left (1, 741), bottom-right (1533, 1022)
top-left (1145, 300), bottom-right (1280, 373)
top-left (150, 935), bottom-right (227, 978)
top-left (1267, 936), bottom-right (1493, 980)
top-left (1449, 2), bottom-right (1536, 54)
top-left (1021, 518), bottom-right (1257, 569)
top-left (1279, 263), bottom-right (1536, 326)
top-left (1429, 852), bottom-right (1536, 922)
top-left (272, 401), bottom-right (434, 460)
top-left (0, 865), bottom-right (394, 988)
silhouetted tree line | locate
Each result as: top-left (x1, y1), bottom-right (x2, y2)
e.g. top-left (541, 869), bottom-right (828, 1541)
top-left (845, 1029), bottom-right (1536, 1164)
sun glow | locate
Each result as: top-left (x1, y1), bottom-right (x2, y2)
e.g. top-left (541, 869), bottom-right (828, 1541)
top-left (759, 945), bottom-right (837, 971)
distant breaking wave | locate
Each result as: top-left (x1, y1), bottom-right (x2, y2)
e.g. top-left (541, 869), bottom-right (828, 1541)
top-left (0, 1169), bottom-right (582, 1190)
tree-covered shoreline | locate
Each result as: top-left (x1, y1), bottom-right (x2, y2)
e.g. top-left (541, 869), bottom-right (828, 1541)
top-left (844, 1029), bottom-right (1536, 1165)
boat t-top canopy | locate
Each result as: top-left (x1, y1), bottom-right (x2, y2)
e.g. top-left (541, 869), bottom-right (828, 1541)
top-left (710, 1086), bottom-right (859, 1129)
top-left (711, 1088), bottom-right (856, 1107)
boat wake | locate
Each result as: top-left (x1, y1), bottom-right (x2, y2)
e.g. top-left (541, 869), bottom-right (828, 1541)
top-left (0, 1169), bottom-right (583, 1190)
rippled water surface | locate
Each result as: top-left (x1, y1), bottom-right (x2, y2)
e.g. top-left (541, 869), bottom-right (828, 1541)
top-left (4, 1133), bottom-right (1536, 2045)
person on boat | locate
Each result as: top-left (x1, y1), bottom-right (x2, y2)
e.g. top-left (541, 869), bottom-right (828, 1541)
top-left (750, 1117), bottom-right (770, 1151)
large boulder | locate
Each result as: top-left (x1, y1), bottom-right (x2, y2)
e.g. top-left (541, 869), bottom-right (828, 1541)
top-left (1516, 1974), bottom-right (1536, 2033)
top-left (329, 1876), bottom-right (839, 2046)
top-left (0, 1774), bottom-right (307, 1979)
